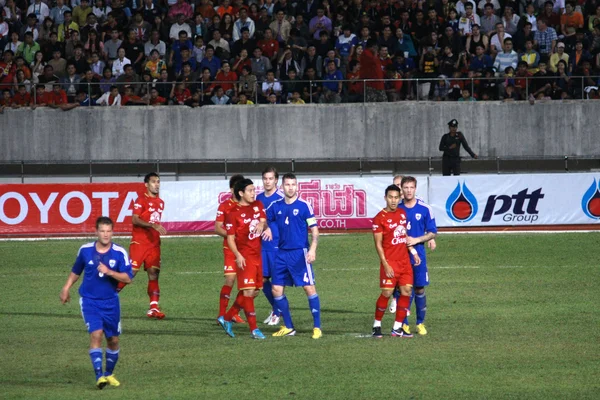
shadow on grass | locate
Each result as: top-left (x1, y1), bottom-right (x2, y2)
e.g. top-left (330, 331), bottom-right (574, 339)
top-left (0, 311), bottom-right (217, 323)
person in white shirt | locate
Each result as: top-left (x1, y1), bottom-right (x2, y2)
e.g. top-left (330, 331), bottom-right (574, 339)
top-left (208, 30), bottom-right (230, 54)
top-left (92, 0), bottom-right (111, 23)
top-left (112, 48), bottom-right (131, 77)
top-left (27, 0), bottom-right (50, 22)
top-left (97, 85), bottom-right (121, 105)
top-left (144, 29), bottom-right (166, 58)
top-left (169, 14), bottom-right (192, 42)
top-left (456, 0), bottom-right (477, 17)
top-left (458, 3), bottom-right (480, 35)
top-left (490, 22), bottom-right (512, 54)
top-left (233, 8), bottom-right (255, 41)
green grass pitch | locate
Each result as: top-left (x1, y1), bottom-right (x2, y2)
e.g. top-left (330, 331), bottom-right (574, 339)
top-left (1, 233), bottom-right (599, 399)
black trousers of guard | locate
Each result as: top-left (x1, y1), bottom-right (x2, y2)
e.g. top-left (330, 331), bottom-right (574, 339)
top-left (442, 156), bottom-right (461, 176)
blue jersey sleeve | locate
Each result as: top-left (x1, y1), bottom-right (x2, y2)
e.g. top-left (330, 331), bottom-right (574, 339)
top-left (303, 202), bottom-right (317, 228)
top-left (114, 245), bottom-right (133, 279)
top-left (71, 248), bottom-right (86, 275)
top-left (425, 207), bottom-right (438, 234)
top-left (266, 201), bottom-right (277, 223)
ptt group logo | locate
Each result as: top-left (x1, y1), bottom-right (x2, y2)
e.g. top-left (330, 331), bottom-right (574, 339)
top-left (581, 178), bottom-right (600, 220)
top-left (446, 182), bottom-right (478, 222)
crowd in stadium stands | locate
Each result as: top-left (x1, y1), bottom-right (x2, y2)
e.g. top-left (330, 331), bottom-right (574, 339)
top-left (1, 0), bottom-right (600, 109)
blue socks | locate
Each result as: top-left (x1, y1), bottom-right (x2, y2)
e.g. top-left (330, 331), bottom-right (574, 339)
top-left (403, 290), bottom-right (415, 326)
top-left (89, 348), bottom-right (103, 379)
top-left (105, 348), bottom-right (119, 376)
top-left (274, 295), bottom-right (294, 329)
top-left (415, 293), bottom-right (427, 324)
top-left (308, 294), bottom-right (321, 329)
top-left (262, 280), bottom-right (280, 316)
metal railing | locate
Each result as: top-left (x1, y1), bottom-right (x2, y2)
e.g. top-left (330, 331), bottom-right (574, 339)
top-left (3, 75), bottom-right (599, 107)
top-left (2, 156), bottom-right (599, 183)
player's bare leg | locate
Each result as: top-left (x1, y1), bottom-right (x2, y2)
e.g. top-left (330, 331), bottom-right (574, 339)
top-left (303, 285), bottom-right (322, 339)
top-left (373, 289), bottom-right (393, 338)
top-left (147, 268), bottom-right (165, 319)
top-left (391, 285), bottom-right (414, 338)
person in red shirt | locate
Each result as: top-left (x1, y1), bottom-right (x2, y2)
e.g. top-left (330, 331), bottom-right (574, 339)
top-left (379, 45), bottom-right (393, 71)
top-left (218, 178), bottom-right (269, 339)
top-left (32, 84), bottom-right (52, 108)
top-left (0, 50), bottom-right (17, 89)
top-left (49, 83), bottom-right (68, 107)
top-left (359, 39), bottom-right (387, 101)
top-left (371, 184), bottom-right (421, 338)
top-left (122, 86), bottom-right (147, 105)
top-left (0, 89), bottom-right (12, 112)
top-left (258, 28), bottom-right (279, 63)
top-left (215, 174), bottom-right (246, 323)
top-left (12, 85), bottom-right (31, 108)
top-left (148, 88), bottom-right (166, 105)
top-left (214, 61), bottom-right (238, 97)
top-left (170, 81), bottom-right (191, 105)
top-left (118, 172), bottom-right (168, 319)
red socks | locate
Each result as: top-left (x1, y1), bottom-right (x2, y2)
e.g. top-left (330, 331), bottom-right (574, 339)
top-left (243, 296), bottom-right (257, 331)
top-left (148, 280), bottom-right (160, 306)
top-left (395, 295), bottom-right (411, 323)
top-left (224, 291), bottom-right (244, 321)
top-left (219, 285), bottom-right (233, 317)
top-left (374, 295), bottom-right (389, 321)
top-left (116, 281), bottom-right (127, 293)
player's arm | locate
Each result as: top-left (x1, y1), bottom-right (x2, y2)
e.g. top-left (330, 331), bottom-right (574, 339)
top-left (406, 232), bottom-right (437, 247)
top-left (60, 272), bottom-right (80, 304)
top-left (215, 220), bottom-right (228, 238)
top-left (132, 214), bottom-right (167, 235)
top-left (306, 225), bottom-right (319, 263)
top-left (408, 245), bottom-right (421, 266)
top-left (227, 234), bottom-right (246, 269)
top-left (97, 263), bottom-right (133, 283)
top-left (373, 232), bottom-right (394, 278)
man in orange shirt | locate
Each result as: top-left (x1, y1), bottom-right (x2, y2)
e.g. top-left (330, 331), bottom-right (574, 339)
top-left (561, 2), bottom-right (584, 37)
top-left (118, 172), bottom-right (168, 319)
top-left (216, 0), bottom-right (233, 18)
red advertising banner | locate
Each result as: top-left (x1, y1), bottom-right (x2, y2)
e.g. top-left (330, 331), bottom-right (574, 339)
top-left (0, 183), bottom-right (144, 235)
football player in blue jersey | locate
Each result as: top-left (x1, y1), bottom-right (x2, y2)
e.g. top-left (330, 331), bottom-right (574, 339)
top-left (399, 176), bottom-right (438, 335)
top-left (256, 166), bottom-right (284, 326)
top-left (60, 217), bottom-right (133, 389)
top-left (265, 173), bottom-right (322, 339)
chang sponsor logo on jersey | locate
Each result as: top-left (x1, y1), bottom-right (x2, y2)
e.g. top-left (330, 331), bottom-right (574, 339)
top-left (391, 224), bottom-right (407, 245)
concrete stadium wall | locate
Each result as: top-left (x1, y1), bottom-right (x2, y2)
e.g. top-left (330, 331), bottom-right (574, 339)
top-left (1, 102), bottom-right (598, 161)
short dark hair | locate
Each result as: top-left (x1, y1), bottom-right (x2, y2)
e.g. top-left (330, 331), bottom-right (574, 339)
top-left (282, 172), bottom-right (297, 182)
top-left (385, 184), bottom-right (401, 196)
top-left (262, 166), bottom-right (279, 179)
top-left (234, 178), bottom-right (254, 201)
top-left (229, 174), bottom-right (245, 189)
top-left (400, 176), bottom-right (417, 188)
top-left (144, 172), bottom-right (159, 183)
top-left (96, 216), bottom-right (114, 229)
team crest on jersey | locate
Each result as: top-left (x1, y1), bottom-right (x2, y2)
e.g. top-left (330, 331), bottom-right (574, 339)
top-left (416, 213), bottom-right (422, 221)
top-left (109, 260), bottom-right (116, 268)
top-left (253, 206), bottom-right (259, 212)
top-left (293, 209), bottom-right (299, 216)
top-left (150, 211), bottom-right (161, 223)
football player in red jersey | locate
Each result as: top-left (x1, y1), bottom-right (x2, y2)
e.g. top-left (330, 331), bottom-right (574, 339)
top-left (215, 174), bottom-right (246, 323)
top-left (218, 178), bottom-right (270, 339)
top-left (117, 172), bottom-right (168, 319)
top-left (371, 184), bottom-right (420, 338)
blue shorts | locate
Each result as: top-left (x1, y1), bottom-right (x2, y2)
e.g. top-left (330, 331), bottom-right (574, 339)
top-left (79, 296), bottom-right (121, 337)
top-left (262, 250), bottom-right (277, 278)
top-left (272, 248), bottom-right (316, 287)
top-left (412, 260), bottom-right (429, 288)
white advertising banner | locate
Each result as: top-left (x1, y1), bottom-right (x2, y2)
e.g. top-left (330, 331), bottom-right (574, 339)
top-left (160, 176), bottom-right (430, 232)
top-left (429, 173), bottom-right (600, 227)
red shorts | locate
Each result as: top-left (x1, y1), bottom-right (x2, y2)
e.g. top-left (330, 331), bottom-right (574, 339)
top-left (223, 247), bottom-right (237, 276)
top-left (129, 243), bottom-right (161, 271)
top-left (380, 260), bottom-right (413, 289)
top-left (237, 254), bottom-right (263, 291)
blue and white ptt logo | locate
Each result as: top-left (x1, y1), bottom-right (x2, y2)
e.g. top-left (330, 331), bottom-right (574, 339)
top-left (581, 178), bottom-right (600, 220)
top-left (446, 182), bottom-right (478, 223)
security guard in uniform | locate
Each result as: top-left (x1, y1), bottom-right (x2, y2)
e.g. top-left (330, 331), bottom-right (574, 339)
top-left (439, 119), bottom-right (478, 176)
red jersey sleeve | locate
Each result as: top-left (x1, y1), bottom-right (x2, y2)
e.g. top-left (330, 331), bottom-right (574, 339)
top-left (372, 212), bottom-right (383, 234)
top-left (256, 200), bottom-right (266, 219)
top-left (225, 210), bottom-right (237, 236)
top-left (216, 201), bottom-right (228, 222)
top-left (133, 195), bottom-right (147, 216)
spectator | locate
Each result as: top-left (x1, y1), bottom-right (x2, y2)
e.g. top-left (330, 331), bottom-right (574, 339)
top-left (145, 49), bottom-right (167, 79)
top-left (170, 14), bottom-right (192, 42)
top-left (267, 92), bottom-right (278, 104)
top-left (393, 52), bottom-right (416, 99)
top-left (260, 70), bottom-right (282, 103)
top-left (3, 0), bottom-right (22, 34)
top-left (38, 17), bottom-right (55, 45)
top-left (277, 46), bottom-right (300, 79)
top-left (384, 65), bottom-right (403, 102)
top-left (12, 85), bottom-right (31, 108)
top-left (38, 64), bottom-right (60, 90)
top-left (531, 61), bottom-right (554, 98)
top-left (302, 66), bottom-right (321, 103)
top-left (199, 45), bottom-right (221, 78)
top-left (208, 30), bottom-right (231, 60)
top-left (439, 26), bottom-right (462, 56)
top-left (237, 92), bottom-right (254, 105)
top-left (493, 38), bottom-right (518, 76)
top-left (14, 69), bottom-right (32, 93)
top-left (78, 69), bottom-right (101, 100)
top-left (232, 48), bottom-right (251, 75)
top-left (446, 8), bottom-right (460, 33)
top-left (21, 14), bottom-right (40, 42)
top-left (27, 0), bottom-right (50, 22)
top-left (17, 32), bottom-right (41, 65)
top-left (419, 45), bottom-right (439, 99)
top-left (0, 88), bottom-right (12, 112)
top-left (458, 3), bottom-right (480, 36)
top-left (215, 61), bottom-right (237, 97)
top-left (170, 80), bottom-right (192, 105)
top-left (534, 18), bottom-right (557, 63)
top-left (104, 29), bottom-right (122, 62)
top-left (215, 0), bottom-right (233, 18)
top-left (233, 7), bottom-right (255, 41)
top-left (520, 39), bottom-right (540, 74)
top-left (31, 84), bottom-right (52, 108)
top-left (192, 36), bottom-right (206, 62)
top-left (192, 14), bottom-right (207, 40)
top-left (346, 59), bottom-right (362, 102)
top-left (89, 52), bottom-right (105, 77)
top-left (514, 60), bottom-right (532, 97)
top-left (288, 27), bottom-right (309, 62)
top-left (300, 45), bottom-right (322, 78)
top-left (320, 59), bottom-right (343, 103)
top-left (72, 0), bottom-right (92, 28)
top-left (269, 10), bottom-right (292, 44)
top-left (360, 39), bottom-right (386, 102)
top-left (155, 69), bottom-right (171, 99)
top-left (282, 68), bottom-right (303, 101)
top-left (569, 40), bottom-right (592, 73)
top-left (466, 25), bottom-right (489, 57)
top-left (211, 85), bottom-right (231, 104)
top-left (258, 28), bottom-right (279, 64)
top-left (122, 30), bottom-right (145, 73)
top-left (561, 2), bottom-right (584, 37)
top-left (122, 86), bottom-right (148, 105)
top-left (503, 6), bottom-right (520, 36)
top-left (49, 82), bottom-right (69, 108)
top-left (116, 64), bottom-right (141, 95)
top-left (148, 88), bottom-right (167, 106)
top-left (80, 13), bottom-right (100, 44)
top-left (469, 44), bottom-right (493, 75)
top-left (50, 0), bottom-right (71, 26)
top-left (168, 0), bottom-right (194, 22)
top-left (92, 0), bottom-right (111, 24)
top-left (4, 32), bottom-right (22, 55)
top-left (439, 45), bottom-right (459, 77)
top-left (521, 3), bottom-right (538, 32)
top-left (490, 22), bottom-right (512, 56)
top-left (250, 47), bottom-right (271, 81)
top-left (231, 27), bottom-right (256, 59)
top-left (503, 83), bottom-right (519, 100)
top-left (549, 41), bottom-right (569, 72)
top-left (96, 85), bottom-right (121, 105)
top-left (289, 90), bottom-right (305, 104)
top-left (57, 11), bottom-right (79, 43)
top-left (112, 48), bottom-right (131, 77)
top-left (513, 22), bottom-right (534, 53)
top-left (589, 5), bottom-right (600, 32)
top-left (219, 13), bottom-right (234, 43)
top-left (432, 75), bottom-right (451, 101)
top-left (61, 63), bottom-right (81, 100)
top-left (395, 28), bottom-right (417, 58)
top-left (145, 30), bottom-right (167, 59)
top-left (30, 51), bottom-right (46, 83)
top-left (237, 65), bottom-right (257, 100)
top-left (309, 8), bottom-right (332, 40)
top-left (84, 30), bottom-right (104, 61)
top-left (169, 31), bottom-right (193, 70)
top-left (129, 12), bottom-right (152, 43)
top-left (65, 30), bottom-right (84, 59)
top-left (99, 66), bottom-right (115, 93)
top-left (377, 26), bottom-right (396, 56)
